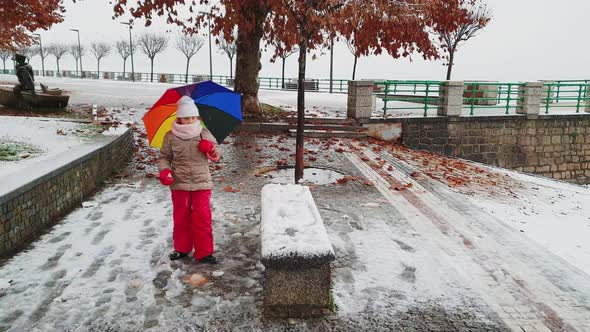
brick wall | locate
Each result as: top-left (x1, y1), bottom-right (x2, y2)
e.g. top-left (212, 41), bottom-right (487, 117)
top-left (400, 114), bottom-right (590, 185)
top-left (0, 129), bottom-right (134, 258)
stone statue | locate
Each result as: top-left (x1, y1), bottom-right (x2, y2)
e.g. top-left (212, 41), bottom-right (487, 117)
top-left (13, 53), bottom-right (36, 97)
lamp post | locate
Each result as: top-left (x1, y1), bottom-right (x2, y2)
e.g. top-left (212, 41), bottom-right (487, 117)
top-left (121, 22), bottom-right (135, 82)
top-left (199, 11), bottom-right (213, 80)
top-left (33, 33), bottom-right (44, 77)
top-left (69, 29), bottom-right (83, 78)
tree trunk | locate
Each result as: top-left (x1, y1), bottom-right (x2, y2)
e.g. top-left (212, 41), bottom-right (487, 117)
top-left (185, 57), bottom-right (190, 84)
top-left (352, 56), bottom-right (358, 80)
top-left (123, 58), bottom-right (126, 77)
top-left (150, 58), bottom-right (154, 82)
top-left (2, 59), bottom-right (5, 72)
top-left (56, 59), bottom-right (60, 73)
top-left (294, 42), bottom-right (307, 184)
top-left (97, 59), bottom-right (100, 78)
top-left (234, 6), bottom-right (269, 120)
top-left (281, 57), bottom-right (286, 89)
top-left (41, 57), bottom-right (45, 76)
top-left (446, 51), bottom-right (454, 81)
top-left (75, 58), bottom-right (78, 75)
top-left (229, 57), bottom-right (233, 80)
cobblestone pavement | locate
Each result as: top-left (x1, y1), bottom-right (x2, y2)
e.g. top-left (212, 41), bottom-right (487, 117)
top-left (1, 115), bottom-right (590, 331)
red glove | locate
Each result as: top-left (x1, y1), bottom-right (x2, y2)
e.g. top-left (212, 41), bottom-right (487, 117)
top-left (199, 140), bottom-right (215, 154)
top-left (159, 169), bottom-right (174, 186)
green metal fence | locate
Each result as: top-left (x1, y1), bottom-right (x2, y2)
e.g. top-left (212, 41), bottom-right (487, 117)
top-left (462, 82), bottom-right (524, 115)
top-left (542, 81), bottom-right (590, 114)
top-left (374, 80), bottom-right (443, 117)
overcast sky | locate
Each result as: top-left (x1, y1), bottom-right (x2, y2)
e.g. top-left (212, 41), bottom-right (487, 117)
top-left (26, 0), bottom-right (589, 82)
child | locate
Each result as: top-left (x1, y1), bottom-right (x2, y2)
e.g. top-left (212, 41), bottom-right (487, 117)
top-left (158, 95), bottom-right (221, 263)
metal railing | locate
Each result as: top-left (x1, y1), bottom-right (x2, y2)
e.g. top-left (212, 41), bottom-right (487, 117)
top-left (0, 68), bottom-right (350, 93)
top-left (462, 82), bottom-right (524, 115)
top-left (373, 80), bottom-right (443, 117)
top-left (542, 82), bottom-right (590, 114)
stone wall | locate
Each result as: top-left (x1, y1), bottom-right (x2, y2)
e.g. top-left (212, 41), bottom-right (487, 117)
top-left (400, 114), bottom-right (590, 184)
top-left (0, 129), bottom-right (134, 258)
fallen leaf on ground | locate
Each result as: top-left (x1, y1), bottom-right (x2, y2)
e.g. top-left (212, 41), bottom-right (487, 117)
top-left (223, 186), bottom-right (240, 193)
top-left (184, 273), bottom-right (208, 286)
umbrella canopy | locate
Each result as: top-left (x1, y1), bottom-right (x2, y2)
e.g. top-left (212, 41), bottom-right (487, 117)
top-left (144, 81), bottom-right (242, 148)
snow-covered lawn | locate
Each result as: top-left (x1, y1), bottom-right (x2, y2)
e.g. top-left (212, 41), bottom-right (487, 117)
top-left (0, 116), bottom-right (91, 179)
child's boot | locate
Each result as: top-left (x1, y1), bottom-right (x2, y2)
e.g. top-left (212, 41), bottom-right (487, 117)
top-left (199, 255), bottom-right (217, 264)
top-left (169, 251), bottom-right (189, 260)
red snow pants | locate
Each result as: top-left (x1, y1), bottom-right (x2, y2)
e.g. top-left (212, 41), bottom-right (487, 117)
top-left (170, 189), bottom-right (213, 259)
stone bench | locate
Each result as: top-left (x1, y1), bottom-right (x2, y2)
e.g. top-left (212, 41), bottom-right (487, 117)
top-left (260, 184), bottom-right (336, 318)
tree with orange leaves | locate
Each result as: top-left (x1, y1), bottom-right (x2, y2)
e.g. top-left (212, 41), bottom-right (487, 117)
top-left (0, 0), bottom-right (66, 50)
top-left (266, 0), bottom-right (470, 181)
top-left (112, 0), bottom-right (470, 181)
top-left (433, 0), bottom-right (492, 80)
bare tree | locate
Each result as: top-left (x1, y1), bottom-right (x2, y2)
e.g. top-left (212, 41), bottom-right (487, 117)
top-left (47, 43), bottom-right (68, 74)
top-left (0, 49), bottom-right (11, 72)
top-left (20, 46), bottom-right (36, 62)
top-left (437, 1), bottom-right (492, 80)
top-left (270, 38), bottom-right (298, 89)
top-left (139, 33), bottom-right (168, 82)
top-left (90, 42), bottom-right (111, 76)
top-left (218, 32), bottom-right (237, 79)
top-left (176, 33), bottom-right (204, 83)
top-left (115, 39), bottom-right (136, 76)
top-left (34, 45), bottom-right (49, 76)
top-left (69, 44), bottom-right (86, 76)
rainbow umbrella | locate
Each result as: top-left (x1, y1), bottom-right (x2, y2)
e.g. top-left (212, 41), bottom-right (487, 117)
top-left (144, 81), bottom-right (242, 148)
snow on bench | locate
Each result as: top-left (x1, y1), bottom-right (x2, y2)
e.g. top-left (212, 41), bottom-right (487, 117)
top-left (260, 184), bottom-right (335, 317)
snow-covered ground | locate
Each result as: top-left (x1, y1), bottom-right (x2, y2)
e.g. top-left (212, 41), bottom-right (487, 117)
top-left (0, 116), bottom-right (99, 180)
top-left (468, 169), bottom-right (590, 275)
top-left (1, 77), bottom-right (589, 331)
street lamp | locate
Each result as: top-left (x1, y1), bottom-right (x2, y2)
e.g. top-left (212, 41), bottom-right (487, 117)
top-left (199, 11), bottom-right (213, 80)
top-left (33, 33), bottom-right (44, 77)
top-left (121, 22), bottom-right (135, 82)
top-left (69, 29), bottom-right (83, 78)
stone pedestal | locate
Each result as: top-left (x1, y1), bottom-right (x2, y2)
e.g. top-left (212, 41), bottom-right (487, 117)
top-left (438, 81), bottom-right (464, 117)
top-left (347, 80), bottom-right (375, 122)
top-left (264, 265), bottom-right (332, 318)
top-left (517, 82), bottom-right (542, 116)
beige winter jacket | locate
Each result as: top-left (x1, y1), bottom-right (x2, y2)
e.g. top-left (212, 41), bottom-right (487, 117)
top-left (158, 128), bottom-right (221, 191)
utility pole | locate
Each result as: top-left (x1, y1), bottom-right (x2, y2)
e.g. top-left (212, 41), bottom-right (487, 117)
top-left (33, 33), bottom-right (44, 76)
top-left (121, 22), bottom-right (135, 82)
top-left (199, 11), bottom-right (213, 80)
top-left (70, 29), bottom-right (83, 78)
top-left (329, 38), bottom-right (334, 94)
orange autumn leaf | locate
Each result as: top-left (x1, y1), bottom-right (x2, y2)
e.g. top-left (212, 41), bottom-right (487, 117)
top-left (224, 186), bottom-right (240, 193)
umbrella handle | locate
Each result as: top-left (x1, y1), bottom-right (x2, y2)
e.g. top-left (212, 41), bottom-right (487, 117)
top-left (207, 152), bottom-right (220, 163)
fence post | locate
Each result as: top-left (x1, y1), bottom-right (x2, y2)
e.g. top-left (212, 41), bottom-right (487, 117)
top-left (347, 80), bottom-right (374, 122)
top-left (585, 85), bottom-right (590, 113)
top-left (516, 82), bottom-right (542, 117)
top-left (438, 81), bottom-right (464, 117)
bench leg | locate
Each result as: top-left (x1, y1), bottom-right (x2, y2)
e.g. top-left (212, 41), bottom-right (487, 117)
top-left (264, 265), bottom-right (332, 318)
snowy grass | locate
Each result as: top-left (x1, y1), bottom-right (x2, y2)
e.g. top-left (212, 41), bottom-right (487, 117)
top-left (0, 137), bottom-right (43, 161)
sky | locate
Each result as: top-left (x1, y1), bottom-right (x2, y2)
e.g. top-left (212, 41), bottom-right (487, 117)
top-left (23, 0), bottom-right (590, 82)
